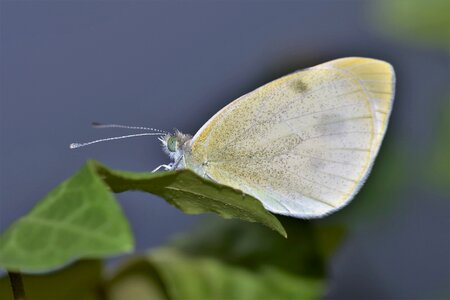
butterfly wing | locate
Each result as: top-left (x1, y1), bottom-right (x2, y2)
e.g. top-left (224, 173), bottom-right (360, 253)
top-left (189, 57), bottom-right (395, 218)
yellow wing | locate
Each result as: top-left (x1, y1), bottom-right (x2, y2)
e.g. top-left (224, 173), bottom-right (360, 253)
top-left (188, 57), bottom-right (395, 218)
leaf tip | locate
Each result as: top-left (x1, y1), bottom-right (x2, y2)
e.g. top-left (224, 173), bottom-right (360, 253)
top-left (279, 227), bottom-right (288, 239)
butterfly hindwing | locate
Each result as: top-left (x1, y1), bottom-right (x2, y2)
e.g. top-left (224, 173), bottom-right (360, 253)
top-left (188, 57), bottom-right (395, 218)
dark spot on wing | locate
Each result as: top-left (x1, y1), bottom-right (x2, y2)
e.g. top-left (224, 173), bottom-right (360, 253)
top-left (290, 79), bottom-right (308, 93)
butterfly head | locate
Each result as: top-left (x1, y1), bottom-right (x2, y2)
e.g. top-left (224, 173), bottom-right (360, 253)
top-left (159, 130), bottom-right (192, 160)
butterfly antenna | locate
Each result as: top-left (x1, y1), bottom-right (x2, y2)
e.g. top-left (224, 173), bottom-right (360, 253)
top-left (91, 122), bottom-right (168, 134)
top-left (70, 132), bottom-right (163, 149)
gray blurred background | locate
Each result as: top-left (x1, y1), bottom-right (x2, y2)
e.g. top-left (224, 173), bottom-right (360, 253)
top-left (1, 1), bottom-right (449, 299)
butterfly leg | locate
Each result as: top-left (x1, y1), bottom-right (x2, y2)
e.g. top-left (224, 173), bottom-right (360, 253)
top-left (170, 156), bottom-right (183, 170)
top-left (152, 163), bottom-right (173, 173)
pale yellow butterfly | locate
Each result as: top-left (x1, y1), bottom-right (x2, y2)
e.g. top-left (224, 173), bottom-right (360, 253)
top-left (72, 57), bottom-right (395, 218)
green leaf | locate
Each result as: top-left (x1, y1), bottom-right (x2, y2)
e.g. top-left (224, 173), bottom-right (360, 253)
top-left (0, 260), bottom-right (103, 300)
top-left (107, 248), bottom-right (323, 300)
top-left (92, 161), bottom-right (286, 237)
top-left (0, 158), bottom-right (285, 273)
top-left (0, 163), bottom-right (133, 273)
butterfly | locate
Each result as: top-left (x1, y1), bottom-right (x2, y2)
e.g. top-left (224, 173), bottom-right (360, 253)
top-left (72, 57), bottom-right (395, 218)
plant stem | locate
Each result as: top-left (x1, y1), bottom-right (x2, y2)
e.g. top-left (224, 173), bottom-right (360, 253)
top-left (8, 271), bottom-right (26, 300)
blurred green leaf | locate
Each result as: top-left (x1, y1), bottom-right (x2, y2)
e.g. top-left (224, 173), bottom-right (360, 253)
top-left (0, 163), bottom-right (133, 273)
top-left (107, 215), bottom-right (344, 300)
top-left (425, 97), bottom-right (450, 189)
top-left (372, 0), bottom-right (450, 50)
top-left (93, 161), bottom-right (286, 237)
top-left (0, 260), bottom-right (103, 300)
top-left (170, 216), bottom-right (345, 278)
top-left (327, 142), bottom-right (408, 225)
top-left (108, 248), bottom-right (323, 300)
top-left (107, 257), bottom-right (168, 300)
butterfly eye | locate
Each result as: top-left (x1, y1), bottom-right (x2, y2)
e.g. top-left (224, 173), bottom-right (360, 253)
top-left (167, 136), bottom-right (177, 152)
